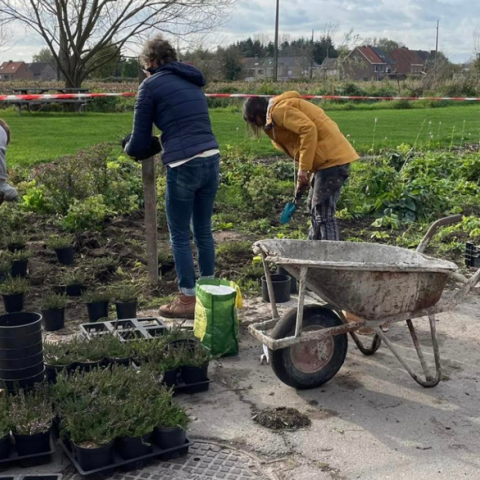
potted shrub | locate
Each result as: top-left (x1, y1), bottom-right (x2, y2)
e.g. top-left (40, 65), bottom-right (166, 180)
top-left (6, 233), bottom-right (26, 253)
top-left (179, 343), bottom-right (212, 385)
top-left (114, 284), bottom-right (140, 320)
top-left (94, 257), bottom-right (118, 275)
top-left (0, 396), bottom-right (11, 460)
top-left (58, 270), bottom-right (87, 297)
top-left (41, 293), bottom-right (68, 332)
top-left (10, 250), bottom-right (31, 278)
top-left (10, 388), bottom-right (53, 456)
top-left (83, 289), bottom-right (110, 322)
top-left (46, 235), bottom-right (75, 266)
top-left (75, 337), bottom-right (105, 372)
top-left (0, 256), bottom-right (11, 284)
top-left (101, 334), bottom-right (132, 367)
top-left (152, 400), bottom-right (189, 449)
top-left (0, 276), bottom-right (29, 313)
top-left (44, 341), bottom-right (77, 383)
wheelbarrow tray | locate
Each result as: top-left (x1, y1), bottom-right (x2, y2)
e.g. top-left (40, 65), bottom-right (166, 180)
top-left (255, 240), bottom-right (458, 321)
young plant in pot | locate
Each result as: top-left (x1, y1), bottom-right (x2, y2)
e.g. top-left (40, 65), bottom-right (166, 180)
top-left (0, 396), bottom-right (11, 460)
top-left (75, 337), bottom-right (106, 372)
top-left (10, 387), bottom-right (53, 456)
top-left (61, 398), bottom-right (117, 471)
top-left (10, 250), bottom-right (31, 278)
top-left (178, 343), bottom-right (212, 385)
top-left (44, 341), bottom-right (76, 382)
top-left (114, 283), bottom-right (140, 320)
top-left (152, 398), bottom-right (189, 450)
top-left (57, 270), bottom-right (87, 297)
top-left (93, 257), bottom-right (119, 279)
top-left (46, 235), bottom-right (75, 266)
top-left (0, 276), bottom-right (29, 313)
top-left (6, 233), bottom-right (26, 253)
top-left (41, 293), bottom-right (68, 332)
top-left (101, 334), bottom-right (132, 367)
top-left (83, 289), bottom-right (111, 322)
top-left (0, 256), bottom-right (12, 284)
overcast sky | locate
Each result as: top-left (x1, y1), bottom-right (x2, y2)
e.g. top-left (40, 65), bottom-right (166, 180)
top-left (0, 0), bottom-right (477, 64)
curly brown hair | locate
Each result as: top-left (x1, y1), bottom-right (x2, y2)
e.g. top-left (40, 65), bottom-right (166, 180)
top-left (140, 35), bottom-right (178, 67)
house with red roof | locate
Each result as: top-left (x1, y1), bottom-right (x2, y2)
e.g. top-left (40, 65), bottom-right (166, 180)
top-left (342, 46), bottom-right (397, 81)
top-left (389, 47), bottom-right (426, 76)
top-left (0, 61), bottom-right (34, 81)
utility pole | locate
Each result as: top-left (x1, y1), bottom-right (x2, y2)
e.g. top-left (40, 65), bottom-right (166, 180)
top-left (310, 29), bottom-right (314, 79)
top-left (435, 19), bottom-right (440, 55)
top-left (274, 0), bottom-right (279, 81)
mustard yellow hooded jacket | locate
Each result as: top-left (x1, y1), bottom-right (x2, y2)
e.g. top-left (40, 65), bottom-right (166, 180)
top-left (264, 91), bottom-right (359, 172)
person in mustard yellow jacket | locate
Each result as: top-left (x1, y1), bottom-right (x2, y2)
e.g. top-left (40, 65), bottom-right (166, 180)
top-left (243, 91), bottom-right (359, 240)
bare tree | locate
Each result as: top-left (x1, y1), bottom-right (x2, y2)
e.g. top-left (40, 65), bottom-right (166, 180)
top-left (0, 23), bottom-right (13, 50)
top-left (0, 0), bottom-right (234, 88)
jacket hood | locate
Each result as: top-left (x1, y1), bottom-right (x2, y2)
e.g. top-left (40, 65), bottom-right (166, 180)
top-left (265, 91), bottom-right (302, 129)
top-left (155, 62), bottom-right (206, 87)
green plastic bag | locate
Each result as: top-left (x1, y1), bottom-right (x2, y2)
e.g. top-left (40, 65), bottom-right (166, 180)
top-left (194, 279), bottom-right (242, 357)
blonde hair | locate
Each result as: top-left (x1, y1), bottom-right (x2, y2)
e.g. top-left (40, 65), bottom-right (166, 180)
top-left (0, 119), bottom-right (10, 145)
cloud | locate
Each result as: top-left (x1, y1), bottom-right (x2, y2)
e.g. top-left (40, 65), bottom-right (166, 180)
top-left (0, 0), bottom-right (477, 63)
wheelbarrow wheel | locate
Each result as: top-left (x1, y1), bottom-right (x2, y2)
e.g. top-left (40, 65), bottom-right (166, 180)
top-left (270, 305), bottom-right (348, 390)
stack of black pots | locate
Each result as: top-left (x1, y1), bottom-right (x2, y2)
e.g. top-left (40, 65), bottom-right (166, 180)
top-left (0, 313), bottom-right (44, 393)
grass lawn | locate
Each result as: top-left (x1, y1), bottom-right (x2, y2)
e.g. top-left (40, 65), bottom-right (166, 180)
top-left (3, 104), bottom-right (480, 167)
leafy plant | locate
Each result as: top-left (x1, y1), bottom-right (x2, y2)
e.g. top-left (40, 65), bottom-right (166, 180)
top-left (10, 387), bottom-right (53, 436)
top-left (44, 341), bottom-right (75, 366)
top-left (98, 334), bottom-right (131, 359)
top-left (178, 343), bottom-right (212, 368)
top-left (0, 256), bottom-right (12, 275)
top-left (114, 283), bottom-right (141, 303)
top-left (154, 401), bottom-right (189, 430)
top-left (0, 276), bottom-right (29, 295)
top-left (60, 269), bottom-right (87, 286)
top-left (82, 288), bottom-right (111, 304)
top-left (0, 396), bottom-right (11, 437)
top-left (42, 293), bottom-right (68, 310)
top-left (11, 249), bottom-right (32, 261)
top-left (62, 195), bottom-right (112, 232)
top-left (93, 256), bottom-right (118, 271)
top-left (46, 235), bottom-right (74, 250)
top-left (6, 233), bottom-right (26, 250)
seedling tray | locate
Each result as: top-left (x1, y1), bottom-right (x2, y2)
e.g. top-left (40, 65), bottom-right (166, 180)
top-left (80, 318), bottom-right (167, 341)
top-left (0, 439), bottom-right (55, 469)
top-left (466, 242), bottom-right (480, 268)
top-left (58, 437), bottom-right (192, 476)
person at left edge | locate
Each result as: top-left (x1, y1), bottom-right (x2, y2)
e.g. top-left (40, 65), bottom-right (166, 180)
top-left (124, 35), bottom-right (220, 319)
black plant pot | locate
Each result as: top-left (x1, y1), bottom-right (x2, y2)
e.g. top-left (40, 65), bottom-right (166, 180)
top-left (117, 433), bottom-right (153, 460)
top-left (66, 284), bottom-right (85, 297)
top-left (153, 427), bottom-right (186, 450)
top-left (45, 363), bottom-right (69, 383)
top-left (75, 440), bottom-right (114, 471)
top-left (13, 428), bottom-right (51, 456)
top-left (181, 363), bottom-right (209, 384)
top-left (42, 308), bottom-right (65, 332)
top-left (87, 302), bottom-right (109, 322)
top-left (277, 267), bottom-right (298, 294)
top-left (2, 293), bottom-right (24, 313)
top-left (55, 247), bottom-right (74, 266)
top-left (261, 274), bottom-right (291, 303)
top-left (11, 260), bottom-right (28, 278)
top-left (115, 302), bottom-right (137, 320)
top-left (162, 368), bottom-right (179, 388)
top-left (7, 244), bottom-right (25, 253)
top-left (106, 357), bottom-right (131, 368)
top-left (0, 433), bottom-right (10, 460)
top-left (77, 359), bottom-right (103, 373)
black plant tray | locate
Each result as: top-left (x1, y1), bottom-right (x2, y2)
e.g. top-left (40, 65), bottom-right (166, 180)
top-left (80, 318), bottom-right (167, 341)
top-left (466, 242), bottom-right (480, 268)
top-left (174, 378), bottom-right (211, 396)
top-left (58, 437), bottom-right (192, 476)
top-left (0, 438), bottom-right (55, 469)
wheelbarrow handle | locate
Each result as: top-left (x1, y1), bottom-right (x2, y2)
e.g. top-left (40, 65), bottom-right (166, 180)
top-left (416, 215), bottom-right (463, 254)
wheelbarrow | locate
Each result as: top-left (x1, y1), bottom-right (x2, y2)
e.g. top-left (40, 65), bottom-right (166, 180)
top-left (250, 215), bottom-right (480, 389)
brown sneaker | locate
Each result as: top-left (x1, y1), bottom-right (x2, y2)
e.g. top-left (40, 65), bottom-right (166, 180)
top-left (159, 294), bottom-right (196, 319)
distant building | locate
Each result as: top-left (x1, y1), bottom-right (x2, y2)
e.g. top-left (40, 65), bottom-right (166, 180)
top-left (28, 62), bottom-right (57, 81)
top-left (389, 48), bottom-right (427, 76)
top-left (241, 56), bottom-right (319, 81)
top-left (342, 46), bottom-right (396, 81)
top-left (318, 57), bottom-right (341, 79)
top-left (0, 61), bottom-right (34, 81)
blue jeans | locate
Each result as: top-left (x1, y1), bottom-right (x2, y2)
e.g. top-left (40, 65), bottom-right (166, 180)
top-left (166, 154), bottom-right (220, 295)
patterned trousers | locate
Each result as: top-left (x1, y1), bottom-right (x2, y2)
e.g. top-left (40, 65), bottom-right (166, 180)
top-left (308, 164), bottom-right (350, 241)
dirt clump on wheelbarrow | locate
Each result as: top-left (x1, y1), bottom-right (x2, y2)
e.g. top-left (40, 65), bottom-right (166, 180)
top-left (252, 407), bottom-right (311, 430)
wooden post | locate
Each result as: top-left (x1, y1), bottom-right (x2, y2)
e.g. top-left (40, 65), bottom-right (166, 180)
top-left (139, 67), bottom-right (158, 282)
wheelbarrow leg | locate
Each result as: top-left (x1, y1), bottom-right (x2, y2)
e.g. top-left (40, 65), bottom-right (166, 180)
top-left (374, 314), bottom-right (441, 388)
top-left (349, 331), bottom-right (382, 356)
top-left (262, 252), bottom-right (279, 321)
